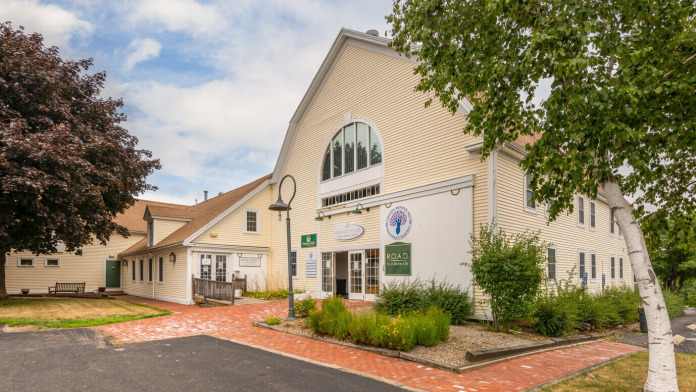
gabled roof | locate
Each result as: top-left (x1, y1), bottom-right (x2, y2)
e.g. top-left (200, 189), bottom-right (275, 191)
top-left (113, 199), bottom-right (188, 235)
top-left (120, 174), bottom-right (271, 257)
top-left (270, 28), bottom-right (473, 183)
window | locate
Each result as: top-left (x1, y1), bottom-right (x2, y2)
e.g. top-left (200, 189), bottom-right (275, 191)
top-left (215, 255), bottom-right (227, 282)
top-left (321, 122), bottom-right (383, 182)
top-left (158, 257), bottom-right (164, 282)
top-left (579, 252), bottom-right (586, 285)
top-left (590, 201), bottom-right (596, 228)
top-left (18, 258), bottom-right (34, 267)
top-left (132, 260), bottom-right (136, 281)
top-left (200, 254), bottom-right (212, 280)
top-left (147, 219), bottom-right (154, 247)
top-left (578, 197), bottom-right (585, 224)
top-left (246, 210), bottom-right (258, 232)
top-left (321, 184), bottom-right (380, 207)
top-left (290, 251), bottom-right (297, 277)
top-left (591, 254), bottom-right (597, 279)
top-left (139, 259), bottom-right (144, 281)
top-left (366, 249), bottom-right (380, 295)
top-left (321, 252), bottom-right (333, 292)
top-left (611, 257), bottom-right (616, 279)
top-left (525, 174), bottom-right (536, 209)
top-left (619, 257), bottom-right (624, 279)
top-left (45, 257), bottom-right (59, 267)
top-left (148, 258), bottom-right (153, 282)
top-left (547, 248), bottom-right (556, 280)
top-left (610, 209), bottom-right (616, 233)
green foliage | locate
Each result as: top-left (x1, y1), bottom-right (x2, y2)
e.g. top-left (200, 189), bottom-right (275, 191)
top-left (377, 280), bottom-right (472, 324)
top-left (246, 289), bottom-right (304, 300)
top-left (293, 298), bottom-right (316, 318)
top-left (307, 297), bottom-right (352, 339)
top-left (643, 211), bottom-right (696, 291)
top-left (682, 279), bottom-right (696, 307)
top-left (663, 289), bottom-right (686, 319)
top-left (471, 225), bottom-right (545, 329)
top-left (532, 296), bottom-right (577, 337)
top-left (264, 316), bottom-right (281, 326)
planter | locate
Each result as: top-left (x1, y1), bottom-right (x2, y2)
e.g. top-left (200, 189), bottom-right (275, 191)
top-left (20, 289), bottom-right (30, 296)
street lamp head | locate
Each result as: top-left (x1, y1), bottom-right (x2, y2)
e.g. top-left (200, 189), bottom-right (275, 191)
top-left (268, 196), bottom-right (290, 212)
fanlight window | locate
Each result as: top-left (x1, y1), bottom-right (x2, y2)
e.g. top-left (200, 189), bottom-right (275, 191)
top-left (321, 122), bottom-right (382, 181)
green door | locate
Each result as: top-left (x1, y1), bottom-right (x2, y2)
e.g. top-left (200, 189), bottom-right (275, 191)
top-left (106, 260), bottom-right (121, 288)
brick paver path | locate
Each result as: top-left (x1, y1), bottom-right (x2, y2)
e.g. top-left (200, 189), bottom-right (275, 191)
top-left (98, 297), bottom-right (642, 391)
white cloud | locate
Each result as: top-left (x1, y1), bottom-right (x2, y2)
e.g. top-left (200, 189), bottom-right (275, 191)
top-left (0, 0), bottom-right (92, 49)
top-left (126, 0), bottom-right (227, 36)
top-left (124, 38), bottom-right (162, 70)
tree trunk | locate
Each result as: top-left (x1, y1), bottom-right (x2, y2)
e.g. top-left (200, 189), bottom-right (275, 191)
top-left (603, 181), bottom-right (678, 392)
top-left (0, 251), bottom-right (7, 299)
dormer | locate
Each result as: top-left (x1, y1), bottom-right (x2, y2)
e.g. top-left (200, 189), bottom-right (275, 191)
top-left (143, 205), bottom-right (192, 247)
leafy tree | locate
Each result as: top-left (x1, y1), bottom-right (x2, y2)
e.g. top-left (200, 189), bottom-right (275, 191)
top-left (388, 1), bottom-right (695, 390)
top-left (643, 210), bottom-right (696, 291)
top-left (471, 225), bottom-right (545, 330)
top-left (0, 23), bottom-right (160, 297)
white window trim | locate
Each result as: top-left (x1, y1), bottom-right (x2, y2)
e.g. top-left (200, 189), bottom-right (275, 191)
top-left (588, 252), bottom-right (598, 281)
top-left (609, 255), bottom-right (617, 280)
top-left (577, 196), bottom-right (586, 227)
top-left (243, 208), bottom-right (260, 234)
top-left (44, 257), bottom-right (60, 267)
top-left (578, 250), bottom-right (588, 285)
top-left (546, 246), bottom-right (557, 281)
top-left (157, 257), bottom-right (165, 284)
top-left (17, 257), bottom-right (35, 268)
top-left (523, 174), bottom-right (537, 213)
top-left (589, 201), bottom-right (596, 230)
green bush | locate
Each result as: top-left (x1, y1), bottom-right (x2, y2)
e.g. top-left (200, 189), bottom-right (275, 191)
top-left (307, 297), bottom-right (352, 339)
top-left (471, 225), bottom-right (545, 329)
top-left (532, 296), bottom-right (577, 337)
top-left (409, 307), bottom-right (450, 346)
top-left (681, 279), bottom-right (696, 307)
top-left (294, 298), bottom-right (316, 318)
top-left (664, 289), bottom-right (686, 319)
top-left (265, 316), bottom-right (281, 326)
top-left (246, 289), bottom-right (304, 300)
top-left (603, 287), bottom-right (640, 324)
top-left (377, 280), bottom-right (471, 324)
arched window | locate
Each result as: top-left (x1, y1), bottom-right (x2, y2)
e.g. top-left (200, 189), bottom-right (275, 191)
top-left (321, 122), bottom-right (382, 181)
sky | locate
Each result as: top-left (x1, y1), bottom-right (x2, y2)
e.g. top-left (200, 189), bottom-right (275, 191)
top-left (0, 0), bottom-right (393, 205)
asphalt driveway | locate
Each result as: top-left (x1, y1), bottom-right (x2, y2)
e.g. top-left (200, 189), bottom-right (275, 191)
top-left (0, 329), bottom-right (403, 392)
top-left (619, 312), bottom-right (696, 353)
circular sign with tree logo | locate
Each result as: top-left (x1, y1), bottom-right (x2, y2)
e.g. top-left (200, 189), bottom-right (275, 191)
top-left (386, 206), bottom-right (412, 240)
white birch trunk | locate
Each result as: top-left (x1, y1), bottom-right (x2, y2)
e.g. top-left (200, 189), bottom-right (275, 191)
top-left (603, 181), bottom-right (678, 392)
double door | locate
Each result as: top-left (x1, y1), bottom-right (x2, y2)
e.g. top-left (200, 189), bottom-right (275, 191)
top-left (322, 250), bottom-right (379, 301)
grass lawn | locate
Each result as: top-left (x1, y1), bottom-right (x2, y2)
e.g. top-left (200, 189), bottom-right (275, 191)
top-left (545, 352), bottom-right (696, 391)
top-left (0, 297), bottom-right (170, 328)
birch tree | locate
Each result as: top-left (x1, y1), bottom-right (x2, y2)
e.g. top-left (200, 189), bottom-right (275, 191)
top-left (388, 1), bottom-right (695, 390)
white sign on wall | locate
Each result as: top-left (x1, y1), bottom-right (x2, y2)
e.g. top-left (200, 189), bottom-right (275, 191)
top-left (334, 223), bottom-right (364, 241)
top-left (239, 254), bottom-right (261, 267)
top-left (386, 206), bottom-right (412, 240)
top-left (305, 252), bottom-right (317, 278)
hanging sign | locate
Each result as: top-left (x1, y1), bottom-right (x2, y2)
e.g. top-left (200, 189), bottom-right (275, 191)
top-left (301, 233), bottom-right (317, 248)
top-left (386, 206), bottom-right (412, 240)
top-left (334, 223), bottom-right (364, 241)
top-left (385, 242), bottom-right (411, 276)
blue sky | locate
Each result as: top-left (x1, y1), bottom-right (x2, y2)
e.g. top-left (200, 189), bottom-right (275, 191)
top-left (0, 0), bottom-right (392, 204)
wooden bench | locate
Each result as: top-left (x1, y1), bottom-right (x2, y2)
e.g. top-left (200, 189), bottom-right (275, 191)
top-left (48, 282), bottom-right (86, 295)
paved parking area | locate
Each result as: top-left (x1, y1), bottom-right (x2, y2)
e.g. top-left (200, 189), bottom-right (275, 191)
top-left (0, 329), bottom-right (403, 392)
top-left (96, 297), bottom-right (642, 392)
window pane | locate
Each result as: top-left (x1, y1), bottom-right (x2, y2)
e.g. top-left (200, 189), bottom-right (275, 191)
top-left (366, 249), bottom-right (380, 294)
top-left (578, 197), bottom-right (585, 224)
top-left (590, 202), bottom-right (596, 227)
top-left (216, 255), bottom-right (227, 282)
top-left (132, 261), bottom-right (136, 280)
top-left (369, 127), bottom-right (382, 165)
top-left (332, 129), bottom-right (343, 177)
top-left (148, 259), bottom-right (153, 281)
top-left (159, 258), bottom-right (164, 282)
top-left (547, 248), bottom-right (556, 280)
top-left (344, 124), bottom-right (355, 174)
top-left (322, 253), bottom-right (333, 292)
top-left (525, 175), bottom-right (535, 208)
top-left (321, 147), bottom-right (331, 180)
top-left (591, 254), bottom-right (596, 278)
top-left (356, 123), bottom-right (369, 170)
top-left (246, 211), bottom-right (257, 232)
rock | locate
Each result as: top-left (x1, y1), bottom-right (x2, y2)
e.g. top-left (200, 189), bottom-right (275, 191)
top-left (686, 323), bottom-right (696, 332)
top-left (673, 334), bottom-right (686, 346)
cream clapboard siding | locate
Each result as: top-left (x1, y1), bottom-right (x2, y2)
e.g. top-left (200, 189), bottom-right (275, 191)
top-left (195, 186), bottom-right (273, 247)
top-left (6, 233), bottom-right (144, 294)
top-left (267, 40), bottom-right (488, 291)
top-left (495, 152), bottom-right (633, 290)
top-left (121, 246), bottom-right (188, 303)
top-left (153, 219), bottom-right (187, 244)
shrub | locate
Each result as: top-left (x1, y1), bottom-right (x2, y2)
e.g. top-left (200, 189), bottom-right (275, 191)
top-left (471, 225), bottom-right (545, 329)
top-left (532, 296), bottom-right (577, 337)
top-left (681, 279), bottom-right (696, 307)
top-left (603, 287), bottom-right (640, 324)
top-left (294, 298), bottom-right (316, 318)
top-left (664, 289), bottom-right (686, 319)
top-left (381, 316), bottom-right (418, 351)
top-left (307, 297), bottom-right (352, 339)
top-left (246, 289), bottom-right (305, 300)
top-left (265, 316), bottom-right (281, 326)
top-left (377, 280), bottom-right (471, 324)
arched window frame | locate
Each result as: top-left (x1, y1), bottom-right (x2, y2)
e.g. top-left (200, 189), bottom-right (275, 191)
top-left (320, 121), bottom-right (383, 182)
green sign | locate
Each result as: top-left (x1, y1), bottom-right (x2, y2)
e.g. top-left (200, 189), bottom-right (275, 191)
top-left (301, 233), bottom-right (317, 248)
top-left (385, 242), bottom-right (411, 276)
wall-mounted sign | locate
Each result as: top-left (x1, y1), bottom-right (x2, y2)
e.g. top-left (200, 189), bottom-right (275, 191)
top-left (301, 233), bottom-right (317, 248)
top-left (386, 206), bottom-right (412, 240)
top-left (334, 223), bottom-right (364, 241)
top-left (239, 253), bottom-right (261, 267)
top-left (305, 252), bottom-right (317, 278)
top-left (385, 242), bottom-right (411, 276)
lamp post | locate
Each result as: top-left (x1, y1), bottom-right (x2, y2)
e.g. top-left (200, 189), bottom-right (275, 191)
top-left (268, 174), bottom-right (297, 320)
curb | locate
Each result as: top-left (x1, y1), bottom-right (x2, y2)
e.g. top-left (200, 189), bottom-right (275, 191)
top-left (465, 334), bottom-right (601, 362)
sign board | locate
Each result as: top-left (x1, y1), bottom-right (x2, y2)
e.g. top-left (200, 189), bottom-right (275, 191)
top-left (239, 254), bottom-right (261, 267)
top-left (385, 242), bottom-right (411, 276)
top-left (305, 252), bottom-right (317, 278)
top-left (301, 233), bottom-right (317, 248)
top-left (334, 223), bottom-right (364, 241)
top-left (386, 206), bottom-right (412, 240)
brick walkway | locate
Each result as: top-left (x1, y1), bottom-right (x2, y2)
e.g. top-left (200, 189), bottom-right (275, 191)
top-left (98, 297), bottom-right (642, 392)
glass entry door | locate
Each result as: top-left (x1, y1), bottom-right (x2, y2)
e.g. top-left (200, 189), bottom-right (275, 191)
top-left (348, 251), bottom-right (364, 300)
